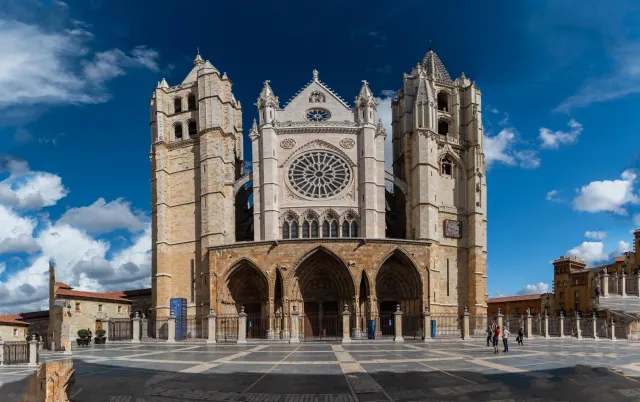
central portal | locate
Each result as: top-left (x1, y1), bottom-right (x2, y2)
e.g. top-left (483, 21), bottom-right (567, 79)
top-left (292, 247), bottom-right (355, 340)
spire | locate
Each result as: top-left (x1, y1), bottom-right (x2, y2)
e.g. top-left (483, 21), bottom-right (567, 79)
top-left (355, 80), bottom-right (375, 107)
top-left (375, 119), bottom-right (386, 138)
top-left (312, 69), bottom-right (319, 82)
top-left (422, 49), bottom-right (452, 83)
top-left (257, 80), bottom-right (279, 109)
top-left (249, 118), bottom-right (260, 140)
top-left (194, 49), bottom-right (204, 66)
top-left (157, 78), bottom-right (169, 89)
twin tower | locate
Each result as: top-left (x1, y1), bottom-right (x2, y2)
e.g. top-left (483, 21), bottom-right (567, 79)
top-left (149, 49), bottom-right (487, 320)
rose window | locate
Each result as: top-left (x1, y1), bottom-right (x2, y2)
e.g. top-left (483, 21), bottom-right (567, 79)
top-left (288, 151), bottom-right (351, 198)
top-left (306, 108), bottom-right (330, 121)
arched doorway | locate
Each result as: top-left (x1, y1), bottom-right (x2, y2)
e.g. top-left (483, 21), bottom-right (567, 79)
top-left (376, 250), bottom-right (423, 339)
top-left (224, 259), bottom-right (269, 339)
top-left (292, 247), bottom-right (355, 340)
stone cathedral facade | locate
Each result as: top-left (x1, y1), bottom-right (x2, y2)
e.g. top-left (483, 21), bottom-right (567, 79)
top-left (149, 49), bottom-right (487, 338)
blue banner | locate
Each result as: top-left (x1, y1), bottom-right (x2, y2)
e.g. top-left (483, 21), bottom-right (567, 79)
top-left (170, 298), bottom-right (187, 340)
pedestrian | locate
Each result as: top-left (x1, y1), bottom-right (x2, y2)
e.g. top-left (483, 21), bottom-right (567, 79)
top-left (502, 327), bottom-right (510, 352)
top-left (493, 326), bottom-right (501, 354)
top-left (486, 325), bottom-right (493, 347)
top-left (517, 326), bottom-right (524, 345)
top-left (595, 286), bottom-right (601, 303)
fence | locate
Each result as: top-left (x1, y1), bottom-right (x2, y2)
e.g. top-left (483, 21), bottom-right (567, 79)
top-left (581, 317), bottom-right (594, 338)
top-left (431, 314), bottom-right (461, 339)
top-left (564, 317), bottom-right (575, 337)
top-left (532, 316), bottom-right (543, 336)
top-left (548, 317), bottom-right (560, 336)
top-left (145, 318), bottom-right (169, 340)
top-left (301, 313), bottom-right (343, 340)
top-left (216, 315), bottom-right (239, 343)
top-left (403, 314), bottom-right (423, 340)
top-left (246, 314), bottom-right (268, 340)
top-left (469, 315), bottom-right (489, 338)
top-left (615, 320), bottom-right (627, 339)
top-left (506, 315), bottom-right (522, 334)
top-left (627, 277), bottom-right (638, 295)
top-left (2, 341), bottom-right (29, 365)
top-left (596, 318), bottom-right (609, 338)
top-left (376, 314), bottom-right (395, 339)
top-left (109, 318), bottom-right (133, 341)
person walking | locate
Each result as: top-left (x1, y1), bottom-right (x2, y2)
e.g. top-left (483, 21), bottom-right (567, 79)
top-left (486, 325), bottom-right (493, 347)
top-left (502, 327), bottom-right (510, 352)
top-left (517, 326), bottom-right (525, 345)
top-left (493, 326), bottom-right (501, 354)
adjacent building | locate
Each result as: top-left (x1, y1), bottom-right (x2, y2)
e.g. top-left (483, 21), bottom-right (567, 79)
top-left (487, 293), bottom-right (554, 316)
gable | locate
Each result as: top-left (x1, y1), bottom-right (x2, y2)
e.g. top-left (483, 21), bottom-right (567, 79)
top-left (277, 81), bottom-right (353, 122)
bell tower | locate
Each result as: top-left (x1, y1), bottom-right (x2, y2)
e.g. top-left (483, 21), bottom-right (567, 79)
top-left (391, 48), bottom-right (487, 314)
top-left (149, 53), bottom-right (243, 317)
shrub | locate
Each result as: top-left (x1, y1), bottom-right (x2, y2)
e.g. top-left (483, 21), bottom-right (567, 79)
top-left (96, 329), bottom-right (106, 337)
top-left (77, 329), bottom-right (90, 339)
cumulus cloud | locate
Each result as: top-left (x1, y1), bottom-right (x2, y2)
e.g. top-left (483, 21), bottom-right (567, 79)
top-left (0, 205), bottom-right (40, 255)
top-left (546, 190), bottom-right (565, 203)
top-left (484, 129), bottom-right (540, 169)
top-left (566, 241), bottom-right (609, 264)
top-left (375, 90), bottom-right (395, 172)
top-left (0, 156), bottom-right (68, 209)
top-left (539, 119), bottom-right (583, 149)
top-left (572, 170), bottom-right (639, 215)
top-left (585, 231), bottom-right (607, 240)
top-left (0, 19), bottom-right (160, 109)
top-left (613, 240), bottom-right (630, 255)
top-left (516, 282), bottom-right (549, 295)
top-left (58, 198), bottom-right (148, 233)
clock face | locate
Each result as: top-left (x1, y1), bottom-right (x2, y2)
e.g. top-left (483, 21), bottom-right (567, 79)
top-left (444, 219), bottom-right (462, 238)
top-left (306, 108), bottom-right (330, 122)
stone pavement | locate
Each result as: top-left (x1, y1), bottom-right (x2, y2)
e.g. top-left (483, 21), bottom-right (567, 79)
top-left (1, 339), bottom-right (640, 402)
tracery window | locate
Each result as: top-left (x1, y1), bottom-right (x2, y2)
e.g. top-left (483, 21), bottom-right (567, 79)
top-left (322, 221), bottom-right (330, 238)
top-left (291, 221), bottom-right (299, 238)
top-left (282, 213), bottom-right (300, 239)
top-left (342, 221), bottom-right (349, 237)
top-left (174, 98), bottom-right (182, 113)
top-left (322, 213), bottom-right (339, 238)
top-left (438, 119), bottom-right (449, 135)
top-left (288, 151), bottom-right (351, 199)
top-left (351, 221), bottom-right (358, 237)
top-left (341, 212), bottom-right (359, 238)
top-left (302, 221), bottom-right (310, 238)
top-left (437, 91), bottom-right (449, 112)
top-left (282, 222), bottom-right (290, 239)
top-left (310, 221), bottom-right (319, 238)
top-left (441, 156), bottom-right (452, 176)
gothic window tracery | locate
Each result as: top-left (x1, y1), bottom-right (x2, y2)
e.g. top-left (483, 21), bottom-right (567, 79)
top-left (288, 151), bottom-right (351, 199)
top-left (305, 108), bottom-right (331, 122)
top-left (322, 212), bottom-right (339, 238)
top-left (437, 91), bottom-right (449, 112)
top-left (441, 156), bottom-right (452, 176)
top-left (309, 91), bottom-right (326, 103)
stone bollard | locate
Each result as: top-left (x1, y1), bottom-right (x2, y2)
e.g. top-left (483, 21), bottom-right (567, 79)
top-left (103, 317), bottom-right (110, 343)
top-left (167, 314), bottom-right (176, 343)
top-left (238, 306), bottom-right (247, 344)
top-left (207, 309), bottom-right (217, 344)
top-left (636, 272), bottom-right (640, 298)
top-left (497, 309), bottom-right (504, 332)
top-left (393, 304), bottom-right (404, 342)
top-left (544, 311), bottom-right (550, 339)
top-left (610, 318), bottom-right (616, 341)
top-left (29, 334), bottom-right (38, 366)
top-left (575, 313), bottom-right (582, 340)
top-left (462, 307), bottom-right (471, 340)
top-left (342, 304), bottom-right (351, 343)
top-left (592, 313), bottom-right (598, 340)
top-left (422, 307), bottom-right (432, 342)
top-left (141, 317), bottom-right (148, 340)
top-left (289, 305), bottom-right (300, 343)
top-left (602, 270), bottom-right (609, 298)
top-left (525, 309), bottom-right (533, 339)
top-left (621, 272), bottom-right (627, 298)
top-left (132, 312), bottom-right (141, 343)
top-left (559, 314), bottom-right (565, 338)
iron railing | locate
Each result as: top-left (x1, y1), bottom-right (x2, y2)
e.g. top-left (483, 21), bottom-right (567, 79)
top-left (532, 316), bottom-right (543, 336)
top-left (596, 318), bottom-right (609, 338)
top-left (2, 341), bottom-right (29, 365)
top-left (185, 316), bottom-right (205, 339)
top-left (216, 315), bottom-right (239, 343)
top-left (469, 315), bottom-right (489, 338)
top-left (403, 314), bottom-right (423, 340)
top-left (351, 313), bottom-right (370, 340)
top-left (301, 313), bottom-right (343, 340)
top-left (246, 314), bottom-right (268, 339)
top-left (548, 317), bottom-right (560, 337)
top-left (564, 317), bottom-right (575, 337)
top-left (626, 277), bottom-right (638, 295)
top-left (431, 313), bottom-right (461, 339)
top-left (109, 318), bottom-right (133, 341)
top-left (505, 315), bottom-right (522, 335)
top-left (615, 320), bottom-right (627, 339)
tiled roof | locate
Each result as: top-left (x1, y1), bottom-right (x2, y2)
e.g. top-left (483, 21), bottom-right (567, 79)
top-left (56, 288), bottom-right (132, 303)
top-left (487, 294), bottom-right (542, 303)
top-left (0, 314), bottom-right (29, 326)
top-left (614, 256), bottom-right (625, 262)
top-left (55, 282), bottom-right (72, 289)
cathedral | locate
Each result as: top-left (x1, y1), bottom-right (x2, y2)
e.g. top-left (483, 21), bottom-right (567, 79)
top-left (149, 48), bottom-right (487, 339)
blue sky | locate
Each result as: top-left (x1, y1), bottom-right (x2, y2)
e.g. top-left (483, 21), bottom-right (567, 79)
top-left (1, 0), bottom-right (640, 312)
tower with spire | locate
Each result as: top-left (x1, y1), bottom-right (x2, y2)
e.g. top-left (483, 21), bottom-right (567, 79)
top-left (149, 52), bottom-right (243, 317)
top-left (391, 48), bottom-right (487, 314)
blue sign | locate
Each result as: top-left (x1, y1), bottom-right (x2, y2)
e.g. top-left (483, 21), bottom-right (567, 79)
top-left (170, 298), bottom-right (187, 340)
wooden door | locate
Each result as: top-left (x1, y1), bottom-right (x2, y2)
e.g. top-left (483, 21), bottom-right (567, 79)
top-left (95, 320), bottom-right (103, 332)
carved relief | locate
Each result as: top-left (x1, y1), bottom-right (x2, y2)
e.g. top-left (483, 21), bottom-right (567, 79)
top-left (280, 138), bottom-right (296, 149)
top-left (309, 91), bottom-right (326, 103)
top-left (339, 138), bottom-right (355, 149)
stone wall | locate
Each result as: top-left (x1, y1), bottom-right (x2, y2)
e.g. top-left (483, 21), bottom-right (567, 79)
top-left (59, 298), bottom-right (132, 337)
top-left (0, 323), bottom-right (28, 340)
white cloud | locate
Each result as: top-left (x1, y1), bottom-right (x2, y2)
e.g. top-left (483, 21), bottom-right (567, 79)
top-left (0, 157), bottom-right (68, 209)
top-left (0, 19), bottom-right (160, 109)
top-left (539, 119), bottom-right (583, 149)
top-left (556, 42), bottom-right (640, 112)
top-left (0, 262), bottom-right (5, 276)
top-left (566, 241), bottom-right (609, 263)
top-left (585, 231), bottom-right (607, 240)
top-left (0, 205), bottom-right (39, 255)
top-left (375, 90), bottom-right (395, 172)
top-left (58, 198), bottom-right (148, 233)
top-left (613, 240), bottom-right (629, 255)
top-left (484, 128), bottom-right (540, 169)
top-left (633, 213), bottom-right (640, 226)
top-left (53, 0), bottom-right (69, 8)
top-left (516, 282), bottom-right (549, 295)
top-left (572, 170), bottom-right (639, 215)
top-left (546, 190), bottom-right (564, 202)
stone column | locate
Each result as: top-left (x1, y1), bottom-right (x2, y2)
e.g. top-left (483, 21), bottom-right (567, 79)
top-left (132, 312), bottom-right (141, 343)
top-left (592, 313), bottom-right (598, 340)
top-left (559, 313), bottom-right (565, 338)
top-left (462, 307), bottom-right (471, 340)
top-left (636, 272), bottom-right (640, 298)
top-left (141, 317), bottom-right (148, 340)
top-left (275, 309), bottom-right (282, 340)
top-left (497, 309), bottom-right (504, 331)
top-left (207, 309), bottom-right (217, 344)
top-left (289, 305), bottom-right (300, 343)
top-left (342, 304), bottom-right (351, 343)
top-left (610, 318), bottom-right (616, 341)
top-left (526, 309), bottom-right (533, 339)
top-left (352, 297), bottom-right (360, 338)
top-left (422, 307), bottom-right (432, 342)
top-left (0, 340), bottom-right (3, 366)
top-left (237, 306), bottom-right (247, 344)
top-left (621, 271), bottom-right (627, 297)
top-left (543, 312), bottom-right (550, 339)
top-left (393, 304), bottom-right (404, 342)
top-left (266, 300), bottom-right (275, 340)
top-left (575, 313), bottom-right (582, 340)
top-left (29, 334), bottom-right (38, 366)
top-left (602, 271), bottom-right (609, 298)
top-left (102, 317), bottom-right (110, 343)
top-left (167, 315), bottom-right (176, 343)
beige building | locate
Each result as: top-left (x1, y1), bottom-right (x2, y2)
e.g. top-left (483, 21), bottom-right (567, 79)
top-left (149, 48), bottom-right (488, 337)
top-left (0, 315), bottom-right (29, 341)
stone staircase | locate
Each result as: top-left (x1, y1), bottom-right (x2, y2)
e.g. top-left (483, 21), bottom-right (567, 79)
top-left (597, 295), bottom-right (640, 340)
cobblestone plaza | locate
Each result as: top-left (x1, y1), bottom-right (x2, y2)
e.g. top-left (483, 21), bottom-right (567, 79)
top-left (2, 340), bottom-right (640, 401)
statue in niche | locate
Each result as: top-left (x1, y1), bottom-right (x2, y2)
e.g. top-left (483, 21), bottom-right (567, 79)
top-left (309, 91), bottom-right (325, 103)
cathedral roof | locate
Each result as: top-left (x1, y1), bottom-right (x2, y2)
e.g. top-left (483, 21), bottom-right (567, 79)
top-left (284, 70), bottom-right (351, 109)
top-left (422, 49), bottom-right (452, 83)
top-left (257, 80), bottom-right (279, 108)
top-left (181, 53), bottom-right (219, 85)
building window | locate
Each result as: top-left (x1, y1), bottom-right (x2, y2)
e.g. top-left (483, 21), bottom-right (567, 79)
top-left (174, 98), bottom-right (182, 113)
top-left (118, 306), bottom-right (122, 314)
top-left (75, 303), bottom-right (80, 311)
top-left (437, 91), bottom-right (449, 112)
top-left (437, 120), bottom-right (449, 135)
top-left (441, 156), bottom-right (452, 176)
top-left (515, 308), bottom-right (520, 315)
top-left (310, 221), bottom-right (319, 238)
top-left (13, 328), bottom-right (18, 336)
top-left (283, 222), bottom-right (290, 239)
top-left (98, 304), bottom-right (103, 312)
top-left (188, 121), bottom-right (197, 137)
top-left (331, 221), bottom-right (338, 237)
top-left (174, 124), bottom-right (183, 140)
top-left (302, 221), bottom-right (310, 238)
top-left (342, 221), bottom-right (350, 237)
top-left (322, 221), bottom-right (330, 238)
top-left (188, 94), bottom-right (196, 110)
top-left (446, 259), bottom-right (450, 296)
top-left (350, 221), bottom-right (358, 237)
top-left (559, 292), bottom-right (564, 299)
top-left (291, 221), bottom-right (298, 238)
top-left (574, 290), bottom-right (579, 299)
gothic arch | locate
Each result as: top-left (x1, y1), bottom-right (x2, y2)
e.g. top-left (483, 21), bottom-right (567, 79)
top-left (374, 248), bottom-right (424, 315)
top-left (437, 151), bottom-right (465, 175)
top-left (223, 258), bottom-right (270, 314)
top-left (279, 139), bottom-right (357, 168)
